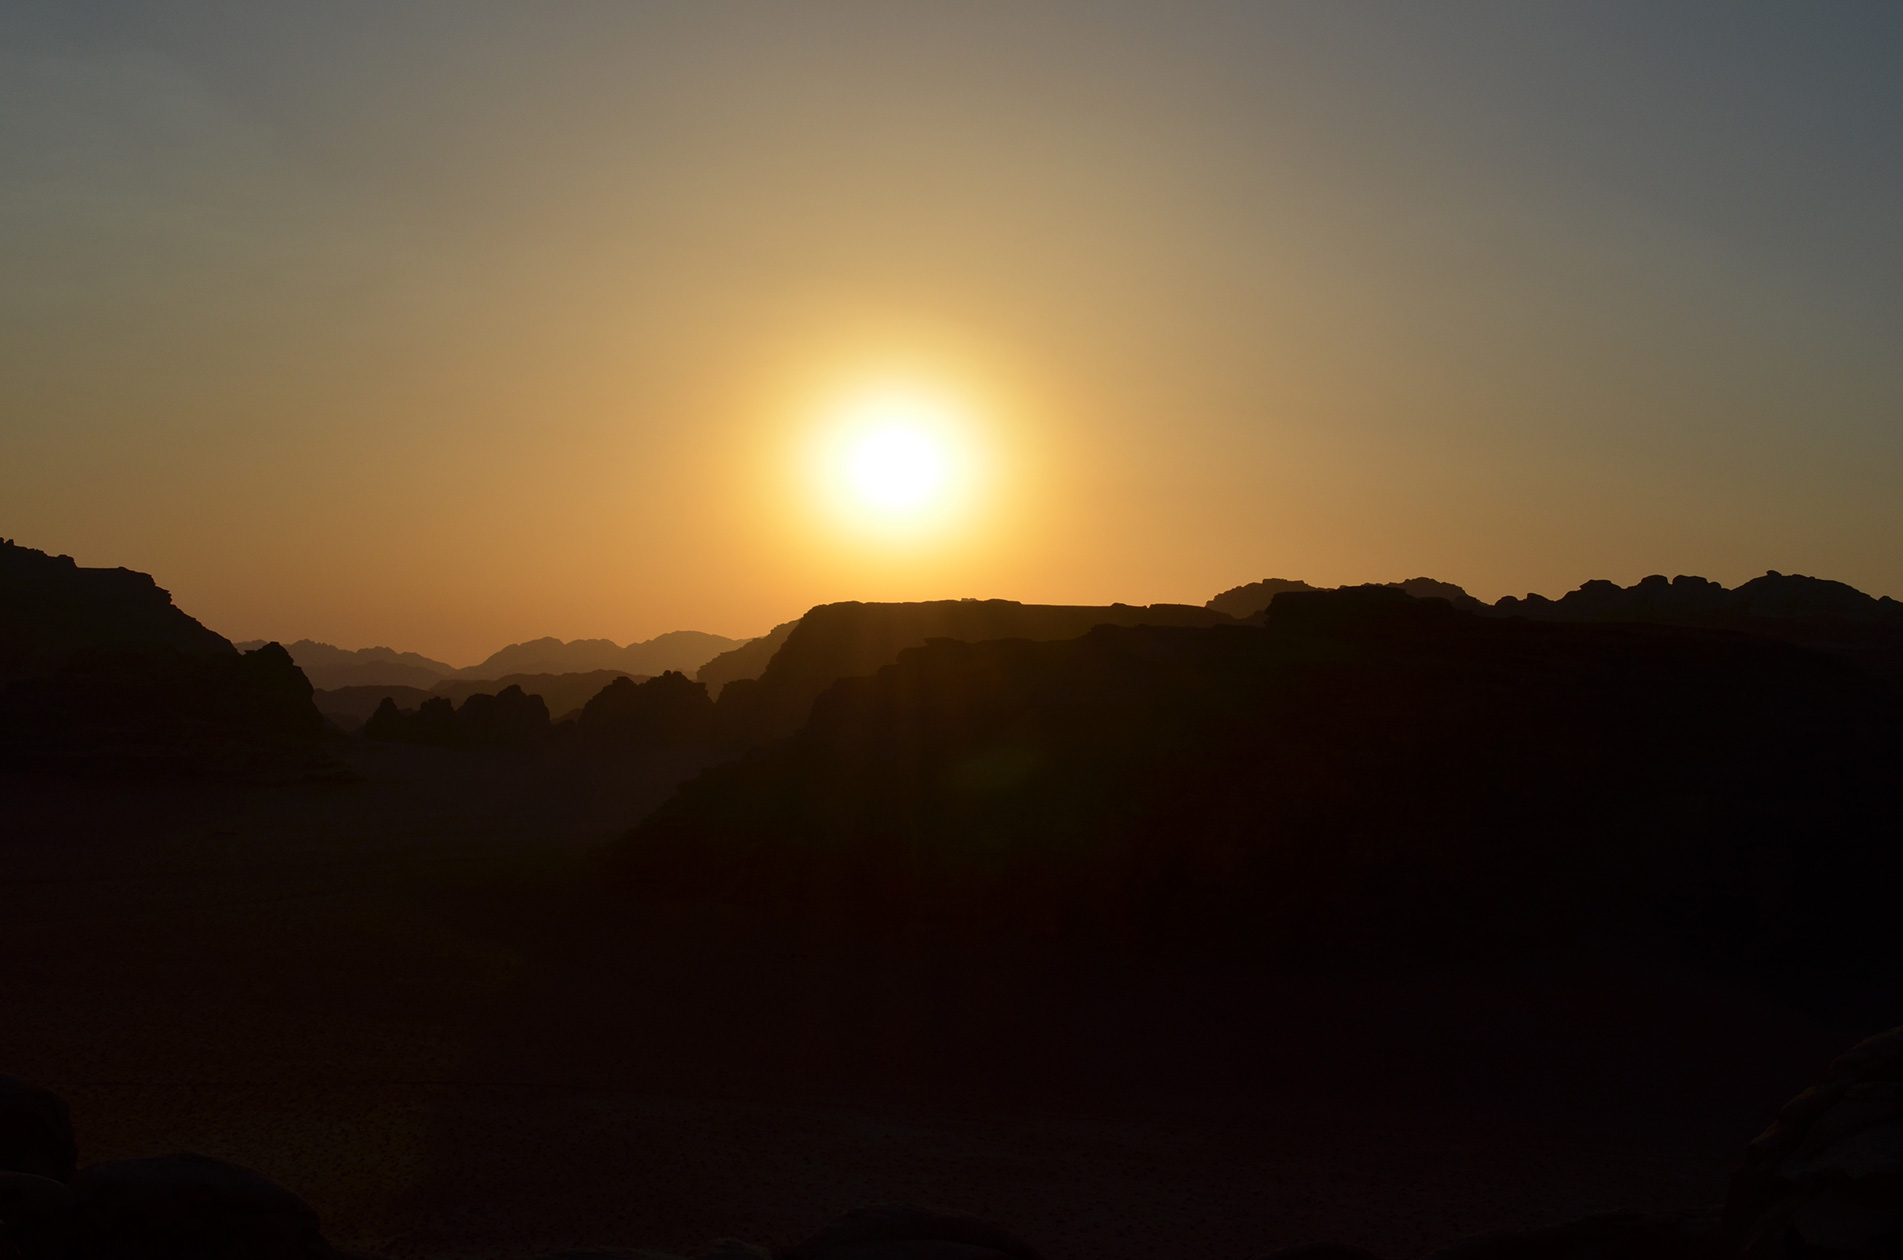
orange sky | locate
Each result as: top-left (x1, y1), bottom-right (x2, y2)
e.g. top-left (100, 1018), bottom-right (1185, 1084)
top-left (3, 5), bottom-right (1900, 665)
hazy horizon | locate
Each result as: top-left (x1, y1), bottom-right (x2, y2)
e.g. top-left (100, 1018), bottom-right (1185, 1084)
top-left (5, 4), bottom-right (1900, 664)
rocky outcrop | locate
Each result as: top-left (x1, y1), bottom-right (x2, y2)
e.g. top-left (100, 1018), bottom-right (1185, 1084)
top-left (0, 1174), bottom-right (74, 1258)
top-left (0, 1078), bottom-right (76, 1183)
top-left (0, 540), bottom-right (232, 689)
top-left (460, 632), bottom-right (743, 681)
top-left (0, 643), bottom-right (332, 777)
top-left (62, 1154), bottom-right (333, 1260)
top-left (696, 620), bottom-right (800, 699)
top-left (360, 685), bottom-right (550, 748)
top-left (1721, 1025), bottom-right (1903, 1259)
top-left (1494, 572), bottom-right (1903, 626)
top-left (724, 599), bottom-right (1234, 744)
top-left (573, 671), bottom-right (713, 745)
top-left (608, 588), bottom-right (1903, 973)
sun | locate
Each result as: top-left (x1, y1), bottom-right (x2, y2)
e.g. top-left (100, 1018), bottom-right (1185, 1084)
top-left (845, 421), bottom-right (948, 513)
top-left (815, 386), bottom-right (974, 535)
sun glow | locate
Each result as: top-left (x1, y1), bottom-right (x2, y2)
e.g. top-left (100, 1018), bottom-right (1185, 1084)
top-left (812, 385), bottom-right (978, 539)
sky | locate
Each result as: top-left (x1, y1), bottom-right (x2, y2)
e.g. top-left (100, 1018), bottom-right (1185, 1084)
top-left (3, 3), bottom-right (1900, 665)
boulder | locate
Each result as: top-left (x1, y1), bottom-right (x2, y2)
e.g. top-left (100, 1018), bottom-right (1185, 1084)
top-left (1722, 1025), bottom-right (1903, 1259)
top-left (784, 1205), bottom-right (1039, 1260)
top-left (0, 1172), bottom-right (75, 1255)
top-left (66, 1154), bottom-right (332, 1260)
top-left (0, 1079), bottom-right (76, 1183)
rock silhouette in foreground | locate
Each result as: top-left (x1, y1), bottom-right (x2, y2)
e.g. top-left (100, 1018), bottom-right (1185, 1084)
top-left (1721, 1025), bottom-right (1903, 1259)
top-left (783, 1204), bottom-right (1041, 1260)
top-left (63, 1154), bottom-right (333, 1260)
top-left (1418, 1212), bottom-right (1717, 1259)
top-left (0, 1076), bottom-right (77, 1183)
top-left (2, 1020), bottom-right (1902, 1260)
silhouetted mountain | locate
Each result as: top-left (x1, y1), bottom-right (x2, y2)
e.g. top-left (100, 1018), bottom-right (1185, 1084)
top-left (1205, 577), bottom-right (1317, 619)
top-left (311, 685), bottom-right (437, 734)
top-left (715, 599), bottom-right (1235, 744)
top-left (434, 669), bottom-right (645, 723)
top-left (1493, 571), bottom-right (1903, 686)
top-left (0, 642), bottom-right (333, 776)
top-left (314, 671), bottom-right (646, 733)
top-left (242, 640), bottom-right (454, 690)
top-left (571, 671), bottom-right (713, 745)
top-left (361, 684), bottom-right (549, 748)
top-left (0, 539), bottom-right (232, 687)
top-left (1496, 570), bottom-right (1903, 624)
top-left (459, 631), bottom-right (741, 679)
top-left (1212, 570), bottom-right (1903, 685)
top-left (696, 619), bottom-right (799, 698)
top-left (1386, 576), bottom-right (1490, 613)
top-left (606, 588), bottom-right (1903, 989)
top-left (1207, 576), bottom-right (1488, 619)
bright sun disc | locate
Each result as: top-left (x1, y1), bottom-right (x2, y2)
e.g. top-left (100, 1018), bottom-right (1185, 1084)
top-left (847, 425), bottom-right (946, 511)
top-left (817, 387), bottom-right (972, 533)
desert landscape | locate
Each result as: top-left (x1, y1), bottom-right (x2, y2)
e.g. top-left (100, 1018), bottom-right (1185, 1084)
top-left (3, 6), bottom-right (1900, 1258)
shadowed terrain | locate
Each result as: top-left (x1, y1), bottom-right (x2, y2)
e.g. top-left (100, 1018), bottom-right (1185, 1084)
top-left (2, 548), bottom-right (1900, 1259)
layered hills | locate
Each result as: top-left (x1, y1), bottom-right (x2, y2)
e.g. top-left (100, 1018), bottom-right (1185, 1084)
top-left (315, 669), bottom-right (644, 732)
top-left (713, 598), bottom-right (1233, 743)
top-left (607, 586), bottom-right (1903, 989)
top-left (231, 640), bottom-right (456, 690)
top-left (460, 631), bottom-right (743, 679)
top-left (246, 632), bottom-right (743, 691)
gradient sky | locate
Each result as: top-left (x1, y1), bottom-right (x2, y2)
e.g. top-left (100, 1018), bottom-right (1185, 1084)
top-left (3, 3), bottom-right (1899, 664)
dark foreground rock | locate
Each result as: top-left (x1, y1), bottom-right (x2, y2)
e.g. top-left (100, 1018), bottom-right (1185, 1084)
top-left (1422, 1212), bottom-right (1717, 1259)
top-left (1721, 1025), bottom-right (1903, 1259)
top-left (784, 1204), bottom-right (1041, 1260)
top-left (63, 1154), bottom-right (333, 1260)
top-left (0, 1174), bottom-right (74, 1256)
top-left (0, 1077), bottom-right (77, 1183)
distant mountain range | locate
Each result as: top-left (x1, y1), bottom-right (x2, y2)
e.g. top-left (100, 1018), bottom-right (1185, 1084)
top-left (462, 631), bottom-right (742, 680)
top-left (238, 631), bottom-right (747, 691)
top-left (227, 640), bottom-right (456, 691)
top-left (1208, 570), bottom-right (1902, 623)
top-left (313, 669), bottom-right (647, 732)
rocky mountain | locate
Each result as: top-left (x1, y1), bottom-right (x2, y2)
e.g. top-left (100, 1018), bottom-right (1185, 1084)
top-left (0, 540), bottom-right (333, 775)
top-left (234, 640), bottom-right (455, 691)
top-left (1, 539), bottom-right (232, 687)
top-left (609, 587), bottom-right (1903, 985)
top-left (712, 599), bottom-right (1235, 744)
top-left (696, 619), bottom-right (799, 698)
top-left (459, 630), bottom-right (742, 680)
top-left (1207, 575), bottom-right (1489, 619)
top-left (361, 685), bottom-right (550, 748)
top-left (1212, 570), bottom-right (1903, 685)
